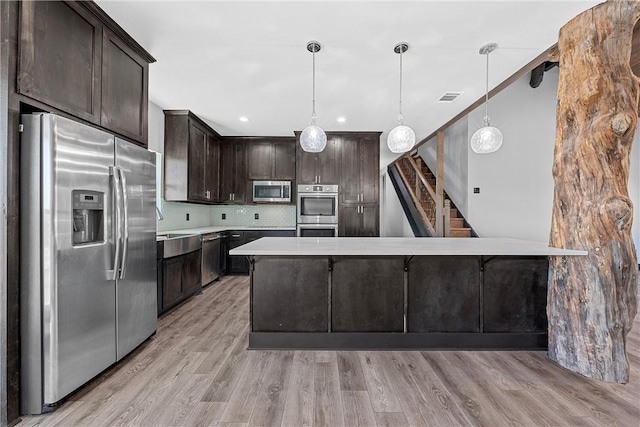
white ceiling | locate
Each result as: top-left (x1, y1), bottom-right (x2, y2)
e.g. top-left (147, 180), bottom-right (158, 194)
top-left (97, 0), bottom-right (600, 167)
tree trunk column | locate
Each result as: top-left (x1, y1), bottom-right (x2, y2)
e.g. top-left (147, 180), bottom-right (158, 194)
top-left (549, 0), bottom-right (640, 383)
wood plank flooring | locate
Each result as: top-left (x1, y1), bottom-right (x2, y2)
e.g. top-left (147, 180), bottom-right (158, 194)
top-left (18, 275), bottom-right (640, 426)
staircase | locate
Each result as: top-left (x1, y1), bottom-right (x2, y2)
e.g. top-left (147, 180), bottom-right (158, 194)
top-left (390, 155), bottom-right (474, 238)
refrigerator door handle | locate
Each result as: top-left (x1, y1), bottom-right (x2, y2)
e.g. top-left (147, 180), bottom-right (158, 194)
top-left (110, 166), bottom-right (123, 281)
top-left (119, 167), bottom-right (130, 280)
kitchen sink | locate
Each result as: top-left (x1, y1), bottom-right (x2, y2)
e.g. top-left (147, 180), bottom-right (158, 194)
top-left (157, 233), bottom-right (201, 258)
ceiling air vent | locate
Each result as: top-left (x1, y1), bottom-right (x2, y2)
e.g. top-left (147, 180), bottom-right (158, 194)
top-left (436, 92), bottom-right (463, 103)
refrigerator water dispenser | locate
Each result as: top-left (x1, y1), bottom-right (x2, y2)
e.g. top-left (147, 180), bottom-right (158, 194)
top-left (72, 190), bottom-right (104, 245)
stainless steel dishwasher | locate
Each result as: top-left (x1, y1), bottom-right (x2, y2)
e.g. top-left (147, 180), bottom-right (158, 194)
top-left (201, 233), bottom-right (222, 286)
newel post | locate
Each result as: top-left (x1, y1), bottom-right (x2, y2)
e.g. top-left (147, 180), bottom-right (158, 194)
top-left (548, 0), bottom-right (640, 383)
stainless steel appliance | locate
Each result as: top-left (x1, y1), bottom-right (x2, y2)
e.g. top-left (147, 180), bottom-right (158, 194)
top-left (297, 184), bottom-right (339, 236)
top-left (253, 180), bottom-right (292, 203)
top-left (20, 113), bottom-right (157, 414)
top-left (201, 232), bottom-right (222, 286)
top-left (297, 223), bottom-right (339, 237)
top-left (297, 184), bottom-right (338, 224)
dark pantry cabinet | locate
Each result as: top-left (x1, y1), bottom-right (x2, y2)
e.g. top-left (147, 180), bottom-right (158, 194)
top-left (164, 110), bottom-right (221, 203)
top-left (338, 132), bottom-right (381, 237)
top-left (17, 0), bottom-right (154, 146)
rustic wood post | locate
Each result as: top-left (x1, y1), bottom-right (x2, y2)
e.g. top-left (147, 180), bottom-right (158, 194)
top-left (549, 0), bottom-right (640, 383)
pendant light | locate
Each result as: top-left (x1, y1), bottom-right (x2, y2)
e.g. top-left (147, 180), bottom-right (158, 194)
top-left (387, 42), bottom-right (416, 154)
top-left (300, 41), bottom-right (327, 153)
top-left (470, 43), bottom-right (503, 154)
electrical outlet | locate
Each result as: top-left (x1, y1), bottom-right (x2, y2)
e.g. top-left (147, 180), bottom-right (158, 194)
top-left (186, 213), bottom-right (190, 221)
top-left (473, 187), bottom-right (480, 194)
top-left (222, 213), bottom-right (226, 220)
top-left (254, 213), bottom-right (259, 220)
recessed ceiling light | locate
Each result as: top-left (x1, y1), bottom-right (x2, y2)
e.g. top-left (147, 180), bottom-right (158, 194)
top-left (337, 116), bottom-right (346, 123)
top-left (239, 116), bottom-right (249, 122)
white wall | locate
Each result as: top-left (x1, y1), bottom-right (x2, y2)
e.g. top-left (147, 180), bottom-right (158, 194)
top-left (380, 172), bottom-right (413, 237)
top-left (465, 68), bottom-right (559, 242)
top-left (418, 117), bottom-right (470, 218)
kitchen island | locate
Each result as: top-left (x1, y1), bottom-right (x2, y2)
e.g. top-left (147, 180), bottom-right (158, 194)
top-left (230, 237), bottom-right (587, 350)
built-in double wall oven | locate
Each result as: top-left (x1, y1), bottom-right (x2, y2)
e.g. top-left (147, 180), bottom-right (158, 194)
top-left (297, 184), bottom-right (339, 237)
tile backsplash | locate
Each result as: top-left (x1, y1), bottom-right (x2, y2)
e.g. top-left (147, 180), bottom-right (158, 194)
top-left (210, 205), bottom-right (296, 227)
top-left (157, 199), bottom-right (296, 231)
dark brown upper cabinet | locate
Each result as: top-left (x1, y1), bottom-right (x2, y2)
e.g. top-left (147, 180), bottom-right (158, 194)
top-left (164, 110), bottom-right (221, 204)
top-left (295, 133), bottom-right (339, 184)
top-left (339, 132), bottom-right (381, 204)
top-left (247, 138), bottom-right (296, 181)
top-left (18, 1), bottom-right (103, 124)
top-left (220, 138), bottom-right (247, 204)
top-left (101, 29), bottom-right (148, 143)
top-left (17, 1), bottom-right (155, 146)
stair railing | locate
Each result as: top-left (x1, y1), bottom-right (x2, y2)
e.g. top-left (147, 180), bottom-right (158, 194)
top-left (395, 157), bottom-right (437, 236)
top-left (444, 199), bottom-right (451, 237)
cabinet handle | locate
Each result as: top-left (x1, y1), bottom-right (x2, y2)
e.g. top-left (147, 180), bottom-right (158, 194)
top-left (232, 193), bottom-right (235, 201)
top-left (229, 193), bottom-right (232, 201)
top-left (319, 175), bottom-right (321, 183)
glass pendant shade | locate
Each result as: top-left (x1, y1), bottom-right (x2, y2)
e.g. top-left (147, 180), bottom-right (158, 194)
top-left (301, 41), bottom-right (326, 153)
top-left (387, 42), bottom-right (415, 154)
top-left (471, 42), bottom-right (502, 154)
top-left (387, 125), bottom-right (416, 153)
top-left (300, 124), bottom-right (327, 153)
top-left (470, 124), bottom-right (503, 154)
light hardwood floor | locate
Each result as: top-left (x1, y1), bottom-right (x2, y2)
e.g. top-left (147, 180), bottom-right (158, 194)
top-left (18, 275), bottom-right (640, 427)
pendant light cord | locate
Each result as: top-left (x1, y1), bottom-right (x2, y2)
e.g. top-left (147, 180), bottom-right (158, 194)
top-left (484, 51), bottom-right (490, 126)
top-left (398, 47), bottom-right (403, 125)
top-left (311, 49), bottom-right (316, 124)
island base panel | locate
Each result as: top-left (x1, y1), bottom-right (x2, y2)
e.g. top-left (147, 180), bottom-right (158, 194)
top-left (249, 332), bottom-right (548, 350)
top-left (483, 257), bottom-right (548, 332)
top-left (407, 256), bottom-right (480, 332)
top-left (331, 257), bottom-right (404, 332)
top-left (252, 256), bottom-right (329, 332)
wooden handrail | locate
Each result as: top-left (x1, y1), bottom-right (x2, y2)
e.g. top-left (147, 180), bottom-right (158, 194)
top-left (396, 162), bottom-right (437, 236)
top-left (406, 156), bottom-right (437, 201)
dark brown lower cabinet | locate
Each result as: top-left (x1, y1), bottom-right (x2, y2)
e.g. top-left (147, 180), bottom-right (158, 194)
top-left (340, 204), bottom-right (379, 237)
top-left (160, 249), bottom-right (201, 314)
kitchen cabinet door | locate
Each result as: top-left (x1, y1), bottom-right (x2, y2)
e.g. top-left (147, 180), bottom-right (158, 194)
top-left (18, 1), bottom-right (103, 124)
top-left (339, 136), bottom-right (360, 203)
top-left (188, 121), bottom-right (208, 201)
top-left (296, 147), bottom-right (317, 184)
top-left (162, 257), bottom-right (184, 309)
top-left (274, 141), bottom-right (296, 180)
top-left (219, 141), bottom-right (235, 203)
top-left (339, 205), bottom-right (362, 237)
top-left (206, 133), bottom-right (220, 202)
top-left (360, 205), bottom-right (379, 237)
top-left (317, 137), bottom-right (339, 184)
top-left (182, 250), bottom-right (202, 296)
top-left (247, 142), bottom-right (273, 180)
top-left (232, 142), bottom-right (247, 203)
top-left (360, 135), bottom-right (380, 204)
top-left (101, 29), bottom-right (148, 145)
top-left (220, 140), bottom-right (246, 203)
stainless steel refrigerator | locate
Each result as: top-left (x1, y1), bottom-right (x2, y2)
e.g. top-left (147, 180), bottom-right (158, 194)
top-left (20, 113), bottom-right (157, 414)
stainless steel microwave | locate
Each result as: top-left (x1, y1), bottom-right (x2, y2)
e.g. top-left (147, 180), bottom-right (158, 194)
top-left (253, 181), bottom-right (292, 203)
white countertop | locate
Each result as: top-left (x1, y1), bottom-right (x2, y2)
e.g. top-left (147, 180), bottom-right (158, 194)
top-left (229, 237), bottom-right (588, 256)
top-left (158, 225), bottom-right (296, 235)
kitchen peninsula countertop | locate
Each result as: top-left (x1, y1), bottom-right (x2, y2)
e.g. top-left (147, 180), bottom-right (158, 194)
top-left (230, 237), bottom-right (588, 256)
top-left (159, 225), bottom-right (296, 235)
